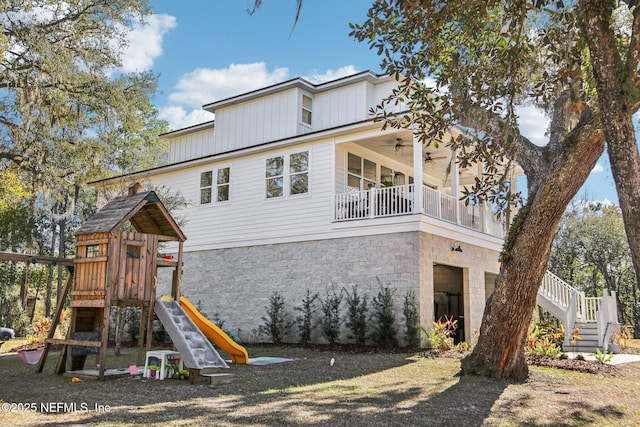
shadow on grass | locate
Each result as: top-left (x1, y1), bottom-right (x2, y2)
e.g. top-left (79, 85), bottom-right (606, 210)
top-left (32, 377), bottom-right (509, 427)
top-left (0, 346), bottom-right (633, 426)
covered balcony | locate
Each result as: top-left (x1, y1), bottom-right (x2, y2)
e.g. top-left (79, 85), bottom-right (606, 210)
top-left (333, 129), bottom-right (514, 239)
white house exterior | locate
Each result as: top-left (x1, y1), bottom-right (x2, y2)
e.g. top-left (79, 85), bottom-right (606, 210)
top-left (93, 71), bottom-right (509, 345)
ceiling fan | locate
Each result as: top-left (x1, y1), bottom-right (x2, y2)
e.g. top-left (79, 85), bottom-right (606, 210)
top-left (424, 152), bottom-right (449, 163)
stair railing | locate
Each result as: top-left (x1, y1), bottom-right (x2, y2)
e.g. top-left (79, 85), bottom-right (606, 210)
top-left (540, 271), bottom-right (621, 351)
top-left (597, 290), bottom-right (618, 350)
top-left (539, 271), bottom-right (586, 320)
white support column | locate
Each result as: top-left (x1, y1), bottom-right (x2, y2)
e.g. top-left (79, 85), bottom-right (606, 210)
top-left (412, 135), bottom-right (424, 214)
top-left (451, 148), bottom-right (460, 224)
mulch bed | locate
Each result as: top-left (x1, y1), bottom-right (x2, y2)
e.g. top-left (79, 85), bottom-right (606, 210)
top-left (526, 355), bottom-right (618, 376)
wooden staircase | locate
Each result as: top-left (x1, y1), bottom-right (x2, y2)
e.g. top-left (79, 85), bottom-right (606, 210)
top-left (537, 271), bottom-right (619, 353)
top-left (562, 322), bottom-right (600, 353)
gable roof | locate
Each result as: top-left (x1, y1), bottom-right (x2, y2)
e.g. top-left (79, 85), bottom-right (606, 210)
top-left (203, 71), bottom-right (391, 113)
top-left (76, 188), bottom-right (186, 242)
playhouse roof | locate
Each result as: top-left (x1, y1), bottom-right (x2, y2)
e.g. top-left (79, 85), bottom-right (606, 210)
top-left (76, 187), bottom-right (186, 242)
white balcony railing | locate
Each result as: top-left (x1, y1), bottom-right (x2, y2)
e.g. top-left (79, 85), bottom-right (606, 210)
top-left (335, 184), bottom-right (505, 238)
top-left (335, 184), bottom-right (414, 220)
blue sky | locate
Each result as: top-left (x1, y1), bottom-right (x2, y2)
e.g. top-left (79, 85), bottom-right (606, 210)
top-left (120, 0), bottom-right (620, 205)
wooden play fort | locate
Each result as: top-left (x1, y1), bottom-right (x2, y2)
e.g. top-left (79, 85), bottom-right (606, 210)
top-left (38, 183), bottom-right (186, 379)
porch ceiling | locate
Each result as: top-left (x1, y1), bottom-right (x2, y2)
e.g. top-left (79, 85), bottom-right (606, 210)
top-left (352, 133), bottom-right (480, 186)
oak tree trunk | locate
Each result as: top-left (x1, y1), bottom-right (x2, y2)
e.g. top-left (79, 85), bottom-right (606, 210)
top-left (461, 117), bottom-right (605, 380)
top-left (578, 0), bottom-right (640, 291)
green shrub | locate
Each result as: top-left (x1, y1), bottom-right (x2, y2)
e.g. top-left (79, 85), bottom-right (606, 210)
top-left (424, 316), bottom-right (457, 350)
top-left (295, 289), bottom-right (319, 345)
top-left (526, 320), bottom-right (565, 358)
top-left (344, 285), bottom-right (367, 346)
top-left (454, 341), bottom-right (472, 353)
top-left (527, 320), bottom-right (564, 349)
top-left (258, 291), bottom-right (292, 344)
top-left (595, 348), bottom-right (614, 364)
top-left (319, 286), bottom-right (342, 344)
top-left (369, 282), bottom-right (397, 347)
top-left (528, 338), bottom-right (563, 358)
top-left (403, 289), bottom-right (420, 348)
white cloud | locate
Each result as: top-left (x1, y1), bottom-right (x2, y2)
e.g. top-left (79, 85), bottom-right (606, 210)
top-left (591, 163), bottom-right (605, 173)
top-left (304, 65), bottom-right (359, 84)
top-left (121, 14), bottom-right (176, 73)
top-left (158, 105), bottom-right (215, 130)
top-left (516, 104), bottom-right (549, 146)
top-left (168, 62), bottom-right (290, 108)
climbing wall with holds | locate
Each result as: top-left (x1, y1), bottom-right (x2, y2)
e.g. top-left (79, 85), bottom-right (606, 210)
top-left (154, 299), bottom-right (229, 370)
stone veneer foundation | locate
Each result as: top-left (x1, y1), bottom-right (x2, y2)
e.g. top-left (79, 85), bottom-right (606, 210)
top-left (158, 231), bottom-right (500, 345)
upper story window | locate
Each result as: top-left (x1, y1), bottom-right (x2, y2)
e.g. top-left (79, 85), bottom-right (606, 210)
top-left (348, 153), bottom-right (376, 190)
top-left (200, 171), bottom-right (213, 204)
top-left (289, 152), bottom-right (309, 195)
top-left (266, 151), bottom-right (309, 199)
top-left (201, 167), bottom-right (231, 204)
top-left (301, 95), bottom-right (312, 126)
top-left (217, 167), bottom-right (230, 202)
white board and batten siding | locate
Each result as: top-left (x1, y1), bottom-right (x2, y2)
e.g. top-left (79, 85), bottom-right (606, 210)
top-left (213, 89), bottom-right (299, 153)
top-left (165, 74), bottom-right (400, 165)
top-left (211, 79), bottom-right (383, 154)
top-left (167, 125), bottom-right (215, 164)
top-left (313, 82), bottom-right (369, 130)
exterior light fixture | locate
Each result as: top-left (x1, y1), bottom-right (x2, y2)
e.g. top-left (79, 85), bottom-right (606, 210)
top-left (451, 242), bottom-right (463, 252)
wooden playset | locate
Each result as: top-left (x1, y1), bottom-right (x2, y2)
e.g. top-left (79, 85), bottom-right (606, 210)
top-left (35, 183), bottom-right (186, 379)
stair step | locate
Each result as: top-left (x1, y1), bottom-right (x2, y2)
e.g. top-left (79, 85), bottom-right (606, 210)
top-left (575, 322), bottom-right (598, 328)
top-left (575, 333), bottom-right (598, 339)
top-left (565, 342), bottom-right (599, 347)
top-left (564, 346), bottom-right (600, 354)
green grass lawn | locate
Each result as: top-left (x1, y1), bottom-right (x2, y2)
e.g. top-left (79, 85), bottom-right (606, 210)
top-left (1, 344), bottom-right (640, 426)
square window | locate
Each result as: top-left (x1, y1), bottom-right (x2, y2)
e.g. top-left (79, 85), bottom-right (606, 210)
top-left (217, 167), bottom-right (229, 185)
top-left (200, 171), bottom-right (212, 187)
top-left (266, 177), bottom-right (284, 198)
top-left (217, 185), bottom-right (229, 202)
top-left (201, 188), bottom-right (212, 204)
top-left (86, 244), bottom-right (99, 258)
top-left (266, 156), bottom-right (284, 177)
top-left (290, 173), bottom-right (308, 195)
top-left (266, 151), bottom-right (309, 198)
top-left (126, 245), bottom-right (141, 258)
top-left (290, 152), bottom-right (308, 173)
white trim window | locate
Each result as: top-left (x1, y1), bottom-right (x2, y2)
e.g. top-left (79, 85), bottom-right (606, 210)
top-left (301, 94), bottom-right (312, 126)
top-left (216, 167), bottom-right (230, 202)
top-left (200, 171), bottom-right (213, 204)
top-left (200, 167), bottom-right (231, 204)
top-left (347, 153), bottom-right (376, 190)
top-left (266, 151), bottom-right (309, 198)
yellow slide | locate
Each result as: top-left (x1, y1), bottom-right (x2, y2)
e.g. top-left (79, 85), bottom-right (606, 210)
top-left (179, 297), bottom-right (249, 364)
